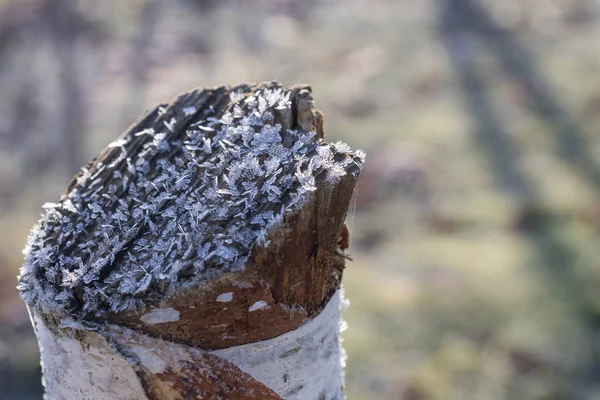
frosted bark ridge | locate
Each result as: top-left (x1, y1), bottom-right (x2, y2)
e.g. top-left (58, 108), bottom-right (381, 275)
top-left (18, 83), bottom-right (365, 320)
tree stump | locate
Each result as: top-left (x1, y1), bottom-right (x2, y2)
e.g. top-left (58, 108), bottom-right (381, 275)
top-left (18, 81), bottom-right (364, 399)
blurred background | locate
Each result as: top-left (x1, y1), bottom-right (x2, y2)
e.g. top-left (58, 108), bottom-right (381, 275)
top-left (1, 0), bottom-right (600, 398)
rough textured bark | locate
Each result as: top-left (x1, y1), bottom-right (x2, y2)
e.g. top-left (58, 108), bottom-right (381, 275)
top-left (19, 81), bottom-right (364, 399)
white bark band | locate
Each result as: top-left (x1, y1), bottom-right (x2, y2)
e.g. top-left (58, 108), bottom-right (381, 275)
top-left (31, 291), bottom-right (345, 399)
top-left (213, 290), bottom-right (344, 399)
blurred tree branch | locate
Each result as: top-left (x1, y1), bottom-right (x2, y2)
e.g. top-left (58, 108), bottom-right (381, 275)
top-left (439, 0), bottom-right (600, 192)
top-left (43, 0), bottom-right (88, 175)
top-left (438, 1), bottom-right (600, 393)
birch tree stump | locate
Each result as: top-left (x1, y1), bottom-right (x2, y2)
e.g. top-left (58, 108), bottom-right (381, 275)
top-left (18, 81), bottom-right (364, 400)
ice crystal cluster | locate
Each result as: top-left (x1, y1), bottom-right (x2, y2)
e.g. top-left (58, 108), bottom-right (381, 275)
top-left (18, 84), bottom-right (365, 319)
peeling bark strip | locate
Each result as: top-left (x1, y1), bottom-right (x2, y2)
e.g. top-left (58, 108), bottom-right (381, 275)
top-left (19, 82), bottom-right (364, 399)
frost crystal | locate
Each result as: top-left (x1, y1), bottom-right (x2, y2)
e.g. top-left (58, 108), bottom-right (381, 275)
top-left (182, 106), bottom-right (197, 116)
top-left (18, 83), bottom-right (364, 319)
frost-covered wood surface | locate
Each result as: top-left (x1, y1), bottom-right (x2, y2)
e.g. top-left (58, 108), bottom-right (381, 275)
top-left (19, 81), bottom-right (363, 399)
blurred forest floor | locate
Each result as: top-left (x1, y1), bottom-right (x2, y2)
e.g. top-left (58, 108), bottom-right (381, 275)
top-left (1, 0), bottom-right (600, 399)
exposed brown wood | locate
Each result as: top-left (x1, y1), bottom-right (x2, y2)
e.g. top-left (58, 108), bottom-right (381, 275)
top-left (113, 175), bottom-right (353, 349)
top-left (137, 348), bottom-right (284, 400)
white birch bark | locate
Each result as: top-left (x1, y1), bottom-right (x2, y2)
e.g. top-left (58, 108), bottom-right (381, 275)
top-left (30, 311), bottom-right (149, 400)
top-left (212, 291), bottom-right (345, 399)
top-left (29, 291), bottom-right (346, 400)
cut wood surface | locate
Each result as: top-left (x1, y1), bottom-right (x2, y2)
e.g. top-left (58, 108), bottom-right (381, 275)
top-left (19, 81), bottom-right (364, 399)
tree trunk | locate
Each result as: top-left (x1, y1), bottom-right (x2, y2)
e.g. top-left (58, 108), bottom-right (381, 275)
top-left (19, 82), bottom-right (364, 399)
